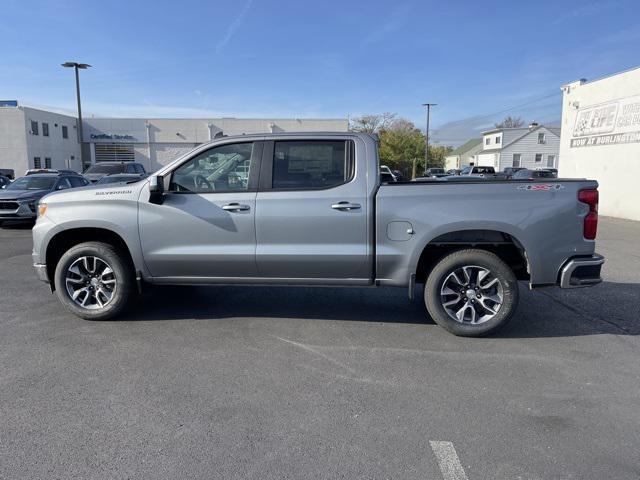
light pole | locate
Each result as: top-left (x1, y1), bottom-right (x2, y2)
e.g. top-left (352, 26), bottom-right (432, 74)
top-left (61, 62), bottom-right (91, 166)
top-left (422, 103), bottom-right (437, 174)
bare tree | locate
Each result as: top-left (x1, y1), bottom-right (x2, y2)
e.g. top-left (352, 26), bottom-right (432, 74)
top-left (494, 116), bottom-right (524, 128)
top-left (349, 112), bottom-right (397, 133)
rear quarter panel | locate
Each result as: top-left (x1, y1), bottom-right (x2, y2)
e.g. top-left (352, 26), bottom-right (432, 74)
top-left (375, 180), bottom-right (598, 286)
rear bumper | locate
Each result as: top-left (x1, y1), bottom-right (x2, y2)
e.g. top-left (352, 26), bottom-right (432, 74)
top-left (559, 254), bottom-right (604, 288)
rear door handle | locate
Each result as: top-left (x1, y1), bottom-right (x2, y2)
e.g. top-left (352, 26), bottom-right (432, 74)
top-left (222, 203), bottom-right (250, 212)
top-left (331, 201), bottom-right (361, 211)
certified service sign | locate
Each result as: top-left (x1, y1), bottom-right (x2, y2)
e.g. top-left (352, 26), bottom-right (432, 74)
top-left (571, 94), bottom-right (640, 148)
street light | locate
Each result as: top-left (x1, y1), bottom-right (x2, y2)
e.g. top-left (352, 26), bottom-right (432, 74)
top-left (61, 62), bottom-right (91, 165)
top-left (422, 103), bottom-right (437, 174)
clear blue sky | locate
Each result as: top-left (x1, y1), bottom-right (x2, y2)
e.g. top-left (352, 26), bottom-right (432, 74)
top-left (1, 0), bottom-right (639, 145)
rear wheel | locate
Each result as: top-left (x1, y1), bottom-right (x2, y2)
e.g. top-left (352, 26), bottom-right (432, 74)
top-left (424, 249), bottom-right (519, 337)
top-left (54, 241), bottom-right (134, 320)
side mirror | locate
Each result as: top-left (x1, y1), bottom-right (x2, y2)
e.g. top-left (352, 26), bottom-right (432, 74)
top-left (149, 175), bottom-right (165, 205)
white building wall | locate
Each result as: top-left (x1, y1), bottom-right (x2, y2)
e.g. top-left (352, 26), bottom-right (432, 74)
top-left (559, 67), bottom-right (640, 221)
top-left (0, 107), bottom-right (28, 176)
top-left (23, 107), bottom-right (82, 173)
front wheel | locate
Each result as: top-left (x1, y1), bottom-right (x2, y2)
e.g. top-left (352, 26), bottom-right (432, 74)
top-left (54, 241), bottom-right (134, 320)
top-left (424, 249), bottom-right (519, 337)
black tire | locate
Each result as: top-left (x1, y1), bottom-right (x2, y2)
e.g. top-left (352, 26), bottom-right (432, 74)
top-left (53, 241), bottom-right (134, 320)
top-left (424, 249), bottom-right (519, 337)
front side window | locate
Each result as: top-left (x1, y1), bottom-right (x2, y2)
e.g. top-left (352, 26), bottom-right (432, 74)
top-left (272, 140), bottom-right (351, 190)
top-left (171, 142), bottom-right (253, 193)
top-left (31, 121), bottom-right (39, 135)
top-left (56, 178), bottom-right (72, 190)
top-left (43, 123), bottom-right (49, 137)
top-left (535, 153), bottom-right (543, 162)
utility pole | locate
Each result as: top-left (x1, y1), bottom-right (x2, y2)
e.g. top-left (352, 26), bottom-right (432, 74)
top-left (61, 62), bottom-right (91, 167)
top-left (422, 103), bottom-right (437, 174)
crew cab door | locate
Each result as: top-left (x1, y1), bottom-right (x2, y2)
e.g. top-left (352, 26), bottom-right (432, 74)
top-left (255, 138), bottom-right (371, 283)
top-left (138, 141), bottom-right (261, 278)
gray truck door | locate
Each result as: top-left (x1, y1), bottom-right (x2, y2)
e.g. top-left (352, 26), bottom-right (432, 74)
top-left (255, 139), bottom-right (370, 282)
top-left (138, 141), bottom-right (262, 278)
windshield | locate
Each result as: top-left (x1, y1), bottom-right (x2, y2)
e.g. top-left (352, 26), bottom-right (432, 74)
top-left (85, 164), bottom-right (124, 174)
top-left (6, 176), bottom-right (57, 190)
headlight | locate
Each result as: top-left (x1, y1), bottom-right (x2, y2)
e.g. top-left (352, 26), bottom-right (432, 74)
top-left (38, 203), bottom-right (47, 217)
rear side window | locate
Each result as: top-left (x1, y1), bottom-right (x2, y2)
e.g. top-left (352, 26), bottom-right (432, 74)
top-left (272, 140), bottom-right (353, 190)
top-left (69, 176), bottom-right (87, 188)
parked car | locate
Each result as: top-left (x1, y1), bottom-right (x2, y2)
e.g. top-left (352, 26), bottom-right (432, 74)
top-left (0, 175), bottom-right (11, 189)
top-left (503, 167), bottom-right (526, 178)
top-left (96, 173), bottom-right (148, 185)
top-left (0, 168), bottom-right (15, 179)
top-left (83, 162), bottom-right (147, 183)
top-left (32, 132), bottom-right (603, 337)
top-left (0, 172), bottom-right (90, 225)
top-left (460, 166), bottom-right (496, 177)
top-left (512, 169), bottom-right (557, 180)
top-left (425, 168), bottom-right (447, 178)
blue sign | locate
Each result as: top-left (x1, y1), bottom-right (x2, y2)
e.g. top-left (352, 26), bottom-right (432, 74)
top-left (0, 100), bottom-right (18, 107)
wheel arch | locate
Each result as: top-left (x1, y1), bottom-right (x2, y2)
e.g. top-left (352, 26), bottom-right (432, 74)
top-left (45, 228), bottom-right (137, 289)
top-left (414, 228), bottom-right (529, 284)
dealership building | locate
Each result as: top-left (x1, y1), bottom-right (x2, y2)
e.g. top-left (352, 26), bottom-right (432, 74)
top-left (0, 102), bottom-right (348, 176)
top-left (559, 66), bottom-right (640, 221)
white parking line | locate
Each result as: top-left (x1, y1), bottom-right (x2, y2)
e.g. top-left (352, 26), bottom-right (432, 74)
top-left (430, 441), bottom-right (469, 480)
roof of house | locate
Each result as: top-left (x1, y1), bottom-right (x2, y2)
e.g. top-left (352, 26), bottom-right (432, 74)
top-left (447, 138), bottom-right (482, 156)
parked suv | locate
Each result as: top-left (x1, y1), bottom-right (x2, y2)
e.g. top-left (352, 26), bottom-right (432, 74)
top-left (84, 162), bottom-right (146, 183)
top-left (0, 172), bottom-right (90, 225)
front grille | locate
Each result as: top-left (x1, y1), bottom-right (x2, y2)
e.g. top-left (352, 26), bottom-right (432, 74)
top-left (0, 201), bottom-right (19, 210)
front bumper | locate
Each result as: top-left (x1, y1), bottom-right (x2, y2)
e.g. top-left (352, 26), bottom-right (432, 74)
top-left (34, 263), bottom-right (49, 283)
top-left (559, 254), bottom-right (605, 288)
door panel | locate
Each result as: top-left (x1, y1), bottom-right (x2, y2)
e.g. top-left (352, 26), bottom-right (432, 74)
top-left (139, 192), bottom-right (257, 277)
top-left (255, 139), bottom-right (370, 280)
top-left (138, 141), bottom-right (260, 278)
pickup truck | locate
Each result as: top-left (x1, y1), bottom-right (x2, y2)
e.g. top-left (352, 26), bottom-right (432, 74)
top-left (32, 133), bottom-right (604, 337)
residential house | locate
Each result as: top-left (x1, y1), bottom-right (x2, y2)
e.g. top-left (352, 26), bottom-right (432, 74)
top-left (444, 138), bottom-right (482, 170)
top-left (475, 123), bottom-right (561, 172)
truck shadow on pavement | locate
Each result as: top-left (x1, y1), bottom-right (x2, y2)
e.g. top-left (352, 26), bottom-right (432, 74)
top-left (123, 280), bottom-right (639, 338)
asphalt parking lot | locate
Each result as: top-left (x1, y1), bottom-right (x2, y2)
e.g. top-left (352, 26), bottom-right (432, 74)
top-left (1, 217), bottom-right (639, 479)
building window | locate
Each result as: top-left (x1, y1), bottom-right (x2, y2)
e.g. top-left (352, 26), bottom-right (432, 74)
top-left (31, 121), bottom-right (39, 135)
top-left (45, 157), bottom-right (52, 169)
top-left (34, 157), bottom-right (41, 169)
top-left (43, 123), bottom-right (49, 137)
top-left (512, 154), bottom-right (521, 167)
top-left (547, 155), bottom-right (555, 168)
top-left (495, 136), bottom-right (501, 144)
top-left (62, 125), bottom-right (68, 139)
top-left (537, 133), bottom-right (546, 144)
top-left (535, 153), bottom-right (543, 163)
top-left (485, 138), bottom-right (490, 145)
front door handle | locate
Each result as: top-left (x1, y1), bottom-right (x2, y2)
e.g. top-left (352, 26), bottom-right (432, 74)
top-left (222, 203), bottom-right (250, 212)
top-left (331, 201), bottom-right (361, 211)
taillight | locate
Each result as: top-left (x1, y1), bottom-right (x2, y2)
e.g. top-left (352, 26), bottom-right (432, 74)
top-left (578, 188), bottom-right (598, 240)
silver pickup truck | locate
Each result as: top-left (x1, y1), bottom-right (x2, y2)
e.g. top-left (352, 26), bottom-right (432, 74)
top-left (32, 132), bottom-right (604, 336)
